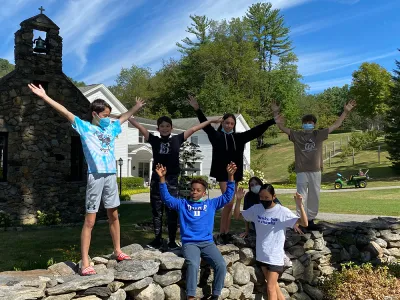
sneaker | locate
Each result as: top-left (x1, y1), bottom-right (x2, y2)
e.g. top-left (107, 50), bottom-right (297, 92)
top-left (224, 232), bottom-right (233, 244)
top-left (214, 233), bottom-right (225, 245)
top-left (167, 241), bottom-right (181, 251)
top-left (146, 238), bottom-right (163, 250)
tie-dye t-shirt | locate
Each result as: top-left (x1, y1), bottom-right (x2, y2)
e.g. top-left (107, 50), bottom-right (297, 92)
top-left (72, 116), bottom-right (121, 174)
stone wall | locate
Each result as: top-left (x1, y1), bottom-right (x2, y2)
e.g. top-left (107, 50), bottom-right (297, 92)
top-left (0, 13), bottom-right (89, 224)
top-left (0, 218), bottom-right (399, 299)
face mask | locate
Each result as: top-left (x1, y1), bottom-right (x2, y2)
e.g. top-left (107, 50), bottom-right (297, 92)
top-left (261, 200), bottom-right (273, 209)
top-left (302, 124), bottom-right (314, 130)
top-left (221, 128), bottom-right (233, 134)
top-left (250, 185), bottom-right (261, 194)
top-left (99, 117), bottom-right (111, 128)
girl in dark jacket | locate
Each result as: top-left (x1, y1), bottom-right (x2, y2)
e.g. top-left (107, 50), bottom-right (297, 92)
top-left (189, 96), bottom-right (277, 242)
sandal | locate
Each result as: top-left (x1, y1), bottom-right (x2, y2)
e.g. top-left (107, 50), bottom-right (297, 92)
top-left (116, 252), bottom-right (131, 261)
top-left (79, 266), bottom-right (96, 276)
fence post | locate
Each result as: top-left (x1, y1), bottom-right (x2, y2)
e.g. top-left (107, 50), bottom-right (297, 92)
top-left (325, 145), bottom-right (328, 158)
top-left (333, 142), bottom-right (336, 155)
top-left (329, 150), bottom-right (332, 167)
top-left (340, 137), bottom-right (342, 149)
top-left (347, 135), bottom-right (350, 145)
top-left (352, 148), bottom-right (355, 166)
top-left (378, 145), bottom-right (381, 164)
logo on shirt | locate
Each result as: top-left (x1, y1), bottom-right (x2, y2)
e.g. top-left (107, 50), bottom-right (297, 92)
top-left (302, 139), bottom-right (316, 153)
top-left (187, 204), bottom-right (207, 217)
top-left (95, 132), bottom-right (112, 152)
top-left (160, 142), bottom-right (171, 154)
top-left (257, 215), bottom-right (279, 225)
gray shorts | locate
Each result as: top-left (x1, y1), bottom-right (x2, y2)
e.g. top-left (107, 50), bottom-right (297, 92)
top-left (85, 173), bottom-right (120, 213)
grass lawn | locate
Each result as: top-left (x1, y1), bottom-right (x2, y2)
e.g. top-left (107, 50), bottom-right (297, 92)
top-left (252, 132), bottom-right (400, 188)
top-left (280, 188), bottom-right (400, 215)
top-left (0, 203), bottom-right (244, 272)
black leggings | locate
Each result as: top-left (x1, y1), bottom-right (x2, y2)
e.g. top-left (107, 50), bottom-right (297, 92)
top-left (150, 173), bottom-right (179, 242)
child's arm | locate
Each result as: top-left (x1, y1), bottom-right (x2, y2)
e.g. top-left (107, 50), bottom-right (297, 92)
top-left (128, 117), bottom-right (150, 141)
top-left (294, 192), bottom-right (308, 227)
top-left (156, 164), bottom-right (181, 211)
top-left (271, 100), bottom-right (290, 135)
top-left (183, 118), bottom-right (222, 140)
top-left (236, 117), bottom-right (277, 143)
top-left (28, 84), bottom-right (75, 123)
top-left (213, 162), bottom-right (237, 210)
top-left (188, 96), bottom-right (216, 136)
top-left (328, 100), bottom-right (356, 133)
top-left (233, 187), bottom-right (246, 220)
top-left (118, 97), bottom-right (146, 125)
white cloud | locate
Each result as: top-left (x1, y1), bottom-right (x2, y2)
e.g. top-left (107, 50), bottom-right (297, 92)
top-left (82, 0), bottom-right (311, 84)
top-left (53, 0), bottom-right (143, 71)
top-left (298, 50), bottom-right (398, 77)
top-left (306, 76), bottom-right (352, 92)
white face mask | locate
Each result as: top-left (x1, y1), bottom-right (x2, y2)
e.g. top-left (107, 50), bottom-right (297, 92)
top-left (250, 185), bottom-right (261, 194)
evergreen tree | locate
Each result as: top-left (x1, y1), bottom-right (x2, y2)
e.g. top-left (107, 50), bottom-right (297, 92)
top-left (385, 56), bottom-right (400, 173)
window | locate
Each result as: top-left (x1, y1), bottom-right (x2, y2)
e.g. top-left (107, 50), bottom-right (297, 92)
top-left (33, 30), bottom-right (48, 55)
top-left (70, 136), bottom-right (84, 181)
top-left (191, 136), bottom-right (199, 145)
top-left (0, 133), bottom-right (8, 182)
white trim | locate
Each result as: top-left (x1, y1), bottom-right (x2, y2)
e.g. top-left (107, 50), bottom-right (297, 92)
top-left (236, 114), bottom-right (251, 131)
top-left (82, 84), bottom-right (128, 113)
top-left (129, 145), bottom-right (153, 155)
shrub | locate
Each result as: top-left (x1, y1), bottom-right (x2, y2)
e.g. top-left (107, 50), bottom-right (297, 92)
top-left (37, 210), bottom-right (61, 226)
top-left (120, 188), bottom-right (150, 201)
top-left (0, 210), bottom-right (12, 229)
top-left (62, 245), bottom-right (80, 263)
top-left (287, 161), bottom-right (295, 174)
top-left (288, 172), bottom-right (297, 184)
top-left (240, 169), bottom-right (268, 187)
top-left (348, 130), bottom-right (381, 152)
top-left (117, 177), bottom-right (144, 189)
top-left (320, 262), bottom-right (400, 300)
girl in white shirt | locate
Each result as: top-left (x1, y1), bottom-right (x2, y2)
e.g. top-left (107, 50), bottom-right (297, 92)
top-left (234, 184), bottom-right (308, 300)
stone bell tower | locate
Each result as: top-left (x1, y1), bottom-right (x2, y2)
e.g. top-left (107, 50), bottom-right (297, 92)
top-left (15, 6), bottom-right (63, 77)
top-left (0, 8), bottom-right (90, 224)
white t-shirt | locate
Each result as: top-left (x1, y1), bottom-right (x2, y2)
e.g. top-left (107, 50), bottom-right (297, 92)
top-left (242, 204), bottom-right (298, 266)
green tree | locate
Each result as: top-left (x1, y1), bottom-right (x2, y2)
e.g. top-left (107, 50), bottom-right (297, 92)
top-left (350, 62), bottom-right (393, 128)
top-left (67, 77), bottom-right (86, 87)
top-left (176, 15), bottom-right (214, 53)
top-left (0, 58), bottom-right (14, 78)
top-left (385, 56), bottom-right (400, 173)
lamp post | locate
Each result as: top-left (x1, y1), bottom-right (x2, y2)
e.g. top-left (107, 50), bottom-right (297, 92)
top-left (118, 158), bottom-right (123, 196)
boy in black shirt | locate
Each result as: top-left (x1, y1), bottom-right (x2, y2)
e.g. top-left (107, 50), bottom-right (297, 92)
top-left (129, 115), bottom-right (221, 250)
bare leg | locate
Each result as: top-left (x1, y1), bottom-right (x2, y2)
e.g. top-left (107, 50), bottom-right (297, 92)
top-left (219, 182), bottom-right (237, 234)
top-left (107, 208), bottom-right (122, 255)
top-left (261, 266), bottom-right (282, 300)
top-left (81, 213), bottom-right (96, 268)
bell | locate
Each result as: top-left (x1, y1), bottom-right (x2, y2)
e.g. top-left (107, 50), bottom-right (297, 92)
top-left (33, 36), bottom-right (47, 53)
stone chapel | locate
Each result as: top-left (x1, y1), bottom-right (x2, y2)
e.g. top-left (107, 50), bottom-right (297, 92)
top-left (0, 10), bottom-right (90, 224)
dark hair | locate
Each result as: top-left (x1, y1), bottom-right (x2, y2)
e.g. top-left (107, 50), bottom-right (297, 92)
top-left (248, 176), bottom-right (263, 190)
top-left (259, 183), bottom-right (276, 195)
top-left (302, 114), bottom-right (317, 124)
top-left (191, 178), bottom-right (208, 190)
top-left (157, 116), bottom-right (173, 127)
top-left (87, 99), bottom-right (112, 121)
top-left (217, 113), bottom-right (237, 132)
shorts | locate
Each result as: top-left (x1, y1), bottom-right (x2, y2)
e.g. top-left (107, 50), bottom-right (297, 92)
top-left (85, 173), bottom-right (120, 213)
top-left (256, 261), bottom-right (284, 273)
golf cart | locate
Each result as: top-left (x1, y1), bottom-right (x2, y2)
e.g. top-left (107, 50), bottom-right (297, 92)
top-left (334, 169), bottom-right (370, 189)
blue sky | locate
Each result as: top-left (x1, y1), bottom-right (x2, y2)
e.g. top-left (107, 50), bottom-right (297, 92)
top-left (0, 0), bottom-right (399, 93)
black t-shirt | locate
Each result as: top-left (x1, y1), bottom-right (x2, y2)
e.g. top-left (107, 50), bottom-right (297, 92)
top-left (147, 132), bottom-right (185, 175)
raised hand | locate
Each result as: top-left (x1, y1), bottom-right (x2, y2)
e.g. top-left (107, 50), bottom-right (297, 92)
top-left (236, 187), bottom-right (246, 200)
top-left (344, 100), bottom-right (356, 113)
top-left (210, 117), bottom-right (223, 124)
top-left (155, 163), bottom-right (167, 178)
top-left (226, 162), bottom-right (237, 176)
top-left (271, 100), bottom-right (280, 114)
top-left (28, 84), bottom-right (47, 98)
top-left (134, 97), bottom-right (146, 109)
top-left (293, 223), bottom-right (304, 235)
top-left (293, 192), bottom-right (303, 207)
top-left (188, 95), bottom-right (199, 110)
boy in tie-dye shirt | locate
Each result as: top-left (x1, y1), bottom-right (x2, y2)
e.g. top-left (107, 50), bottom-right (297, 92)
top-left (29, 83), bottom-right (145, 276)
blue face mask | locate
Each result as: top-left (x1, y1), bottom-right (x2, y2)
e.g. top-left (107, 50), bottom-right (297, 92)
top-left (302, 123), bottom-right (314, 130)
top-left (99, 117), bottom-right (111, 128)
top-left (221, 128), bottom-right (233, 134)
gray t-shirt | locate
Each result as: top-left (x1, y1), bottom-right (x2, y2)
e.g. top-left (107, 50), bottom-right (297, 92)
top-left (289, 128), bottom-right (329, 173)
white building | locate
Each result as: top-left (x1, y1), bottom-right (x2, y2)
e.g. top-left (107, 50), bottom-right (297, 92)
top-left (79, 84), bottom-right (251, 183)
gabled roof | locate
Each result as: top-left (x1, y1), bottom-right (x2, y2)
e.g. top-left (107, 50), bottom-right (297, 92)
top-left (20, 14), bottom-right (60, 30)
top-left (78, 84), bottom-right (127, 114)
top-left (78, 84), bottom-right (100, 94)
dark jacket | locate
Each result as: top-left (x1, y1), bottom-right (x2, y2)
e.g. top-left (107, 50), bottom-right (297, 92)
top-left (195, 109), bottom-right (275, 182)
